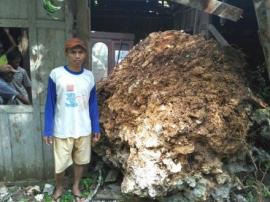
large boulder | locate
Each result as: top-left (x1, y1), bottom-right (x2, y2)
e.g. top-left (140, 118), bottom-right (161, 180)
top-left (95, 31), bottom-right (251, 200)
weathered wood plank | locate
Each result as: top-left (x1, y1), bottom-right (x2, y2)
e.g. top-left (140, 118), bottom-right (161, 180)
top-left (208, 24), bottom-right (229, 47)
top-left (8, 113), bottom-right (44, 180)
top-left (170, 0), bottom-right (243, 22)
top-left (0, 19), bottom-right (66, 29)
top-left (0, 113), bottom-right (14, 181)
top-left (0, 19), bottom-right (29, 27)
top-left (40, 112), bottom-right (54, 178)
top-left (36, 27), bottom-right (69, 105)
top-left (0, 0), bottom-right (28, 19)
top-left (0, 105), bottom-right (33, 113)
top-left (74, 0), bottom-right (90, 66)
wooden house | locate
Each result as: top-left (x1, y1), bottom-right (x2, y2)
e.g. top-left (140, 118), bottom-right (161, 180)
top-left (0, 0), bottom-right (268, 182)
top-left (0, 0), bottom-right (89, 181)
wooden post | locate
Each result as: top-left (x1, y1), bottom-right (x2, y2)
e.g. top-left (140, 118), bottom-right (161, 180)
top-left (74, 0), bottom-right (90, 67)
top-left (252, 0), bottom-right (270, 79)
top-left (208, 24), bottom-right (229, 47)
top-left (170, 0), bottom-right (243, 22)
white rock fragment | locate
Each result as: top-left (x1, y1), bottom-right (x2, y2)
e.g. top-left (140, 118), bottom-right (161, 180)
top-left (0, 185), bottom-right (8, 198)
top-left (7, 197), bottom-right (13, 202)
top-left (35, 194), bottom-right (44, 201)
top-left (162, 158), bottom-right (182, 173)
top-left (43, 183), bottom-right (54, 195)
top-left (26, 185), bottom-right (41, 195)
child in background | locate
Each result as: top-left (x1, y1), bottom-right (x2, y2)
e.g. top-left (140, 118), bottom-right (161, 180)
top-left (7, 48), bottom-right (31, 103)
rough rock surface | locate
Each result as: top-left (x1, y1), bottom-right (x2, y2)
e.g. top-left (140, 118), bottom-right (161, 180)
top-left (95, 31), bottom-right (251, 200)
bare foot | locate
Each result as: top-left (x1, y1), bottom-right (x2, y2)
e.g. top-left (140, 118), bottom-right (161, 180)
top-left (72, 185), bottom-right (85, 202)
top-left (52, 187), bottom-right (64, 202)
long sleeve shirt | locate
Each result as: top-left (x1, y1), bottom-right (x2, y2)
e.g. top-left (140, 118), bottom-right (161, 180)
top-left (43, 66), bottom-right (100, 138)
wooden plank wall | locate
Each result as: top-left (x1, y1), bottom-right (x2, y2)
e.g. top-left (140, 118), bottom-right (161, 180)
top-left (0, 0), bottom-right (75, 181)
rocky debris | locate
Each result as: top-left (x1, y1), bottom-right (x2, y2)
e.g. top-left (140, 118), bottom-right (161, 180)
top-left (25, 185), bottom-right (41, 196)
top-left (95, 30), bottom-right (253, 200)
top-left (43, 183), bottom-right (54, 195)
top-left (94, 184), bottom-right (122, 200)
top-left (34, 194), bottom-right (44, 201)
top-left (0, 183), bottom-right (9, 200)
top-left (250, 107), bottom-right (270, 151)
top-left (105, 169), bottom-right (120, 183)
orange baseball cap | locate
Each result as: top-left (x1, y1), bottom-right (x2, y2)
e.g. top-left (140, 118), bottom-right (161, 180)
top-left (65, 37), bottom-right (87, 52)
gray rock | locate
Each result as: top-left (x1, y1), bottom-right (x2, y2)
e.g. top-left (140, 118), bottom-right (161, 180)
top-left (43, 183), bottom-right (54, 195)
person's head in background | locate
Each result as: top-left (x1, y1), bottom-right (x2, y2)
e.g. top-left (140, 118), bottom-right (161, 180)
top-left (7, 48), bottom-right (22, 69)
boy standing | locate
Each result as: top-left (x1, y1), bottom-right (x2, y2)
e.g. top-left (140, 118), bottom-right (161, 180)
top-left (43, 38), bottom-right (100, 202)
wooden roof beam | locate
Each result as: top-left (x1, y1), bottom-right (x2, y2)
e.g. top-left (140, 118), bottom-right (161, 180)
top-left (169, 0), bottom-right (243, 22)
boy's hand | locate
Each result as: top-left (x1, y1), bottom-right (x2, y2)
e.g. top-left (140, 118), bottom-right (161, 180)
top-left (92, 133), bottom-right (100, 143)
top-left (0, 64), bottom-right (14, 73)
top-left (43, 136), bottom-right (53, 145)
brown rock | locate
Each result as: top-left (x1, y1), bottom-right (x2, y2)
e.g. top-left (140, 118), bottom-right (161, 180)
top-left (95, 31), bottom-right (251, 199)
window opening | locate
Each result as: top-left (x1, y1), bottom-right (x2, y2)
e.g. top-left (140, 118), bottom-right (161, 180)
top-left (0, 27), bottom-right (31, 105)
top-left (92, 42), bottom-right (108, 82)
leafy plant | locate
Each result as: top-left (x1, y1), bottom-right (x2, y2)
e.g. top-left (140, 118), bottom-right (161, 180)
top-left (44, 192), bottom-right (52, 202)
top-left (240, 147), bottom-right (270, 202)
top-left (60, 192), bottom-right (73, 202)
top-left (80, 177), bottom-right (94, 190)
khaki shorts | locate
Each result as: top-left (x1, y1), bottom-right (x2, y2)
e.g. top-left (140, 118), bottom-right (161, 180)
top-left (53, 135), bottom-right (91, 174)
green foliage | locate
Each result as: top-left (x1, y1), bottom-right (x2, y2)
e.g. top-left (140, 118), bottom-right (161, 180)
top-left (248, 63), bottom-right (270, 101)
top-left (241, 148), bottom-right (270, 202)
top-left (44, 192), bottom-right (52, 202)
top-left (246, 191), bottom-right (257, 202)
top-left (243, 178), bottom-right (270, 202)
top-left (80, 177), bottom-right (94, 190)
top-left (263, 185), bottom-right (270, 198)
top-left (259, 86), bottom-right (270, 100)
top-left (42, 0), bottom-right (61, 14)
top-left (80, 173), bottom-right (101, 198)
top-left (60, 192), bottom-right (73, 202)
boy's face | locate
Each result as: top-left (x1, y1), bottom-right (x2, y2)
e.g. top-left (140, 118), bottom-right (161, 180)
top-left (10, 57), bottom-right (21, 69)
top-left (66, 46), bottom-right (86, 69)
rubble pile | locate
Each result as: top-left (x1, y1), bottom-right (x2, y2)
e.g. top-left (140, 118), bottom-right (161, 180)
top-left (96, 31), bottom-right (252, 200)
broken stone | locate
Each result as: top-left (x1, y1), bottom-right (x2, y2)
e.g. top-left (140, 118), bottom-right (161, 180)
top-left (0, 184), bottom-right (8, 198)
top-left (95, 31), bottom-right (252, 200)
top-left (43, 183), bottom-right (54, 195)
top-left (162, 158), bottom-right (182, 173)
top-left (94, 184), bottom-right (122, 200)
top-left (234, 194), bottom-right (248, 202)
top-left (211, 184), bottom-right (233, 202)
top-left (34, 194), bottom-right (44, 201)
top-left (105, 169), bottom-right (120, 183)
top-left (25, 185), bottom-right (40, 196)
top-left (7, 197), bottom-right (13, 202)
top-left (215, 173), bottom-right (231, 185)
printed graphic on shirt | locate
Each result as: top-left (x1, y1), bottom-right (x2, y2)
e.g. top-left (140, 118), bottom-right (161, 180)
top-left (65, 92), bottom-right (78, 107)
top-left (66, 84), bottom-right (74, 91)
top-left (65, 84), bottom-right (78, 107)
